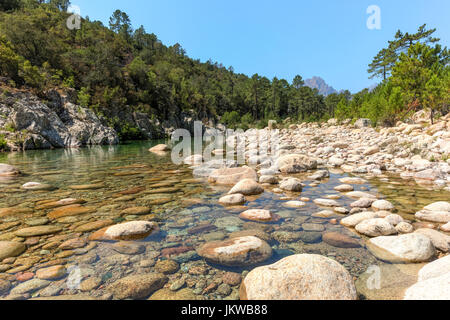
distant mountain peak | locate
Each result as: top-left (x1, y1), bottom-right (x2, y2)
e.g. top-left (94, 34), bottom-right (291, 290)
top-left (304, 76), bottom-right (337, 96)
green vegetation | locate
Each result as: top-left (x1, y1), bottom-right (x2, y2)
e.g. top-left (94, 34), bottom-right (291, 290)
top-left (0, 134), bottom-right (7, 150)
top-left (0, 1), bottom-right (448, 131)
top-left (336, 25), bottom-right (449, 125)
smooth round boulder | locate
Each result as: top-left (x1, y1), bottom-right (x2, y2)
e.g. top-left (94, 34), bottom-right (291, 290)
top-left (197, 236), bottom-right (272, 267)
top-left (415, 202), bottom-right (450, 223)
top-left (219, 194), bottom-right (246, 206)
top-left (372, 200), bottom-right (395, 211)
top-left (355, 218), bottom-right (397, 237)
top-left (367, 234), bottom-right (436, 263)
top-left (340, 211), bottom-right (380, 227)
top-left (259, 175), bottom-right (278, 184)
top-left (239, 209), bottom-right (280, 223)
top-left (228, 179), bottom-right (264, 196)
top-left (334, 184), bottom-right (354, 192)
top-left (279, 178), bottom-right (303, 192)
top-left (240, 254), bottom-right (357, 300)
top-left (91, 221), bottom-right (158, 241)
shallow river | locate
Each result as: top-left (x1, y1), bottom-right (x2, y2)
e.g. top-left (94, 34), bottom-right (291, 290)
top-left (0, 141), bottom-right (448, 300)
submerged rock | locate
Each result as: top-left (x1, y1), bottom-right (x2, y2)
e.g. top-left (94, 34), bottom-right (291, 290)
top-left (219, 194), bottom-right (246, 206)
top-left (208, 166), bottom-right (257, 185)
top-left (239, 209), bottom-right (280, 223)
top-left (0, 241), bottom-right (26, 260)
top-left (0, 164), bottom-right (20, 176)
top-left (197, 236), bottom-right (272, 267)
top-left (90, 221), bottom-right (158, 241)
top-left (108, 274), bottom-right (168, 300)
top-left (240, 254), bottom-right (357, 300)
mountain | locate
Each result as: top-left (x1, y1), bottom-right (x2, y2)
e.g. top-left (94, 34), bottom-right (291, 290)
top-left (304, 77), bottom-right (337, 96)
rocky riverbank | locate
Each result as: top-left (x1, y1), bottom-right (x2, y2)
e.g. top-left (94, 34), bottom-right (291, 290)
top-left (0, 110), bottom-right (449, 300)
top-left (0, 87), bottom-right (204, 151)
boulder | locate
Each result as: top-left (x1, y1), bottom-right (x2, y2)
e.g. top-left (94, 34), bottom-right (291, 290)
top-left (367, 234), bottom-right (436, 263)
top-left (0, 241), bottom-right (26, 260)
top-left (340, 211), bottom-right (380, 227)
top-left (415, 202), bottom-right (450, 223)
top-left (197, 236), bottom-right (272, 267)
top-left (414, 228), bottom-right (450, 252)
top-left (240, 254), bottom-right (357, 300)
top-left (90, 221), bottom-right (158, 241)
top-left (219, 194), bottom-right (246, 206)
top-left (108, 274), bottom-right (168, 300)
top-left (228, 179), bottom-right (264, 196)
top-left (372, 200), bottom-right (395, 211)
top-left (239, 209), bottom-right (280, 223)
top-left (276, 154), bottom-right (317, 174)
top-left (279, 178), bottom-right (303, 192)
top-left (208, 166), bottom-right (257, 185)
top-left (355, 218), bottom-right (397, 237)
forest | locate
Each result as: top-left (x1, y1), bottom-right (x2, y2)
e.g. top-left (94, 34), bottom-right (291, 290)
top-left (0, 0), bottom-right (449, 139)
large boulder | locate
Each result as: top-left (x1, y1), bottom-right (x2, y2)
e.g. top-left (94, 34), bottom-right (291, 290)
top-left (276, 154), bottom-right (317, 174)
top-left (340, 211), bottom-right (380, 227)
top-left (367, 234), bottom-right (436, 263)
top-left (404, 272), bottom-right (450, 300)
top-left (414, 228), bottom-right (450, 252)
top-left (415, 202), bottom-right (450, 223)
top-left (240, 254), bottom-right (357, 300)
top-left (197, 236), bottom-right (272, 267)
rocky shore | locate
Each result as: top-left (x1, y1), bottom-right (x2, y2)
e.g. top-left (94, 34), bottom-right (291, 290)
top-left (0, 110), bottom-right (449, 300)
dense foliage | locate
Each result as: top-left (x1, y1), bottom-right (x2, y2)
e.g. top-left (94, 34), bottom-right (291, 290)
top-left (336, 25), bottom-right (449, 125)
top-left (0, 1), bottom-right (448, 134)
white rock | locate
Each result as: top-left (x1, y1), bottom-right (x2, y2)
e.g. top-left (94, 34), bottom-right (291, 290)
top-left (240, 254), bottom-right (357, 300)
top-left (355, 218), bottom-right (397, 237)
top-left (367, 234), bottom-right (436, 263)
top-left (340, 211), bottom-right (380, 227)
top-left (372, 200), bottom-right (395, 211)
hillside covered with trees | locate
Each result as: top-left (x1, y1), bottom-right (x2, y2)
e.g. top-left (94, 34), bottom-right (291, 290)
top-left (0, 0), bottom-right (449, 140)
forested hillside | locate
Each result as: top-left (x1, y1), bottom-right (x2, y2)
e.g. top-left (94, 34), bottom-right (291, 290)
top-left (0, 0), bottom-right (449, 139)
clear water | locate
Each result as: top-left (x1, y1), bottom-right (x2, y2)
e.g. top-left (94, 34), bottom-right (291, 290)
top-left (0, 141), bottom-right (448, 300)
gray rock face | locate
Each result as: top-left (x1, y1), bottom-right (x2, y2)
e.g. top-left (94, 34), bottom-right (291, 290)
top-left (240, 254), bottom-right (357, 300)
top-left (1, 92), bottom-right (118, 150)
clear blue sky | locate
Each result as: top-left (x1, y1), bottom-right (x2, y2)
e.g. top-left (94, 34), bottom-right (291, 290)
top-left (71, 0), bottom-right (449, 93)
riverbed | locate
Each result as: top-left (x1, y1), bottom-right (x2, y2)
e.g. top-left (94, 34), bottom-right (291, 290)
top-left (0, 141), bottom-right (448, 300)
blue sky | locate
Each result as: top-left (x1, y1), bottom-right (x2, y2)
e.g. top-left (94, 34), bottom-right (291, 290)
top-left (71, 0), bottom-right (449, 93)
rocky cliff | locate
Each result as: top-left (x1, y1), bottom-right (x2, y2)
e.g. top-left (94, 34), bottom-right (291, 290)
top-left (0, 88), bottom-right (202, 151)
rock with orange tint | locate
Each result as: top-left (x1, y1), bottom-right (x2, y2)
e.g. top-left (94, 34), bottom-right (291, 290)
top-left (47, 204), bottom-right (96, 220)
top-left (14, 226), bottom-right (62, 237)
top-left (89, 221), bottom-right (159, 241)
top-left (59, 237), bottom-right (87, 250)
top-left (35, 198), bottom-right (86, 210)
top-left (0, 207), bottom-right (33, 218)
top-left (208, 166), bottom-right (257, 185)
top-left (36, 265), bottom-right (66, 280)
top-left (74, 220), bottom-right (114, 233)
top-left (239, 209), bottom-right (280, 223)
top-left (197, 236), bottom-right (272, 267)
